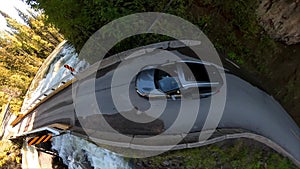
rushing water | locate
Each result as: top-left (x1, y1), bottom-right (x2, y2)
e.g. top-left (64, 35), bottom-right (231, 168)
top-left (52, 134), bottom-right (132, 169)
top-left (21, 41), bottom-right (132, 169)
top-left (21, 41), bottom-right (89, 112)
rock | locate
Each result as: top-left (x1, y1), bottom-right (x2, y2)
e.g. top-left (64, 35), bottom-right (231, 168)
top-left (162, 160), bottom-right (170, 166)
top-left (257, 0), bottom-right (300, 45)
top-left (136, 161), bottom-right (142, 167)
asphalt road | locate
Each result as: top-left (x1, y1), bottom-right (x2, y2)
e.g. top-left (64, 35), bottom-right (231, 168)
top-left (13, 44), bottom-right (300, 166)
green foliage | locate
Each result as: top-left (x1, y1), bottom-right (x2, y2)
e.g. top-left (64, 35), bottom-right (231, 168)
top-left (0, 140), bottom-right (22, 168)
top-left (189, 0), bottom-right (277, 72)
top-left (21, 0), bottom-right (297, 168)
top-left (228, 51), bottom-right (244, 65)
top-left (135, 139), bottom-right (299, 169)
top-left (0, 9), bottom-right (63, 168)
top-left (5, 10), bottom-right (63, 59)
top-left (24, 0), bottom-right (277, 75)
top-left (26, 0), bottom-right (190, 53)
top-left (0, 10), bottom-right (63, 114)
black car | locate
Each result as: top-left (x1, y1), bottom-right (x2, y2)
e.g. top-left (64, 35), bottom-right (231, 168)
top-left (135, 60), bottom-right (224, 99)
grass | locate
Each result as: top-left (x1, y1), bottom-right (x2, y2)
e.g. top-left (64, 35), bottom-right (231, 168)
top-left (187, 0), bottom-right (278, 76)
top-left (134, 139), bottom-right (299, 169)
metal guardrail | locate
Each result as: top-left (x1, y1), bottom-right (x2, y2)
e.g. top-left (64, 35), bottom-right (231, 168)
top-left (0, 103), bottom-right (11, 139)
top-left (10, 74), bottom-right (75, 127)
top-left (23, 74), bottom-right (74, 113)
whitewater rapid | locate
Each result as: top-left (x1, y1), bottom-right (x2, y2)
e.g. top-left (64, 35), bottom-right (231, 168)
top-left (52, 134), bottom-right (132, 169)
top-left (21, 41), bottom-right (89, 112)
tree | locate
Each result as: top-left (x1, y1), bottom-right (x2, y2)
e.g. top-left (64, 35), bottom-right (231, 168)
top-left (0, 9), bottom-right (63, 114)
top-left (25, 0), bottom-right (190, 53)
top-left (4, 10), bottom-right (63, 59)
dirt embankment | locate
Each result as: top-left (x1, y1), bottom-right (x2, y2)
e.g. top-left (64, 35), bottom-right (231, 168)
top-left (257, 0), bottom-right (300, 125)
top-left (257, 0), bottom-right (300, 45)
top-left (263, 44), bottom-right (300, 125)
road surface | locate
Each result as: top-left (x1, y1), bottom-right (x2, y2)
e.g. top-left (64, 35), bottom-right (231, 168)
top-left (11, 41), bottom-right (300, 166)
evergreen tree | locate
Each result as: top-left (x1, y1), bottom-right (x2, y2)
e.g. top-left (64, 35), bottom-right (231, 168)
top-left (0, 9), bottom-right (63, 114)
top-left (25, 0), bottom-right (188, 52)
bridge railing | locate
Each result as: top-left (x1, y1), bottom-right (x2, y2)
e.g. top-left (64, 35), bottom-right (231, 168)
top-left (23, 74), bottom-right (74, 113)
top-left (10, 74), bottom-right (74, 127)
top-left (0, 103), bottom-right (12, 139)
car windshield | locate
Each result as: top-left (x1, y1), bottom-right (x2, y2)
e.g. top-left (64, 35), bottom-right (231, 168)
top-left (157, 76), bottom-right (179, 93)
top-left (154, 64), bottom-right (180, 93)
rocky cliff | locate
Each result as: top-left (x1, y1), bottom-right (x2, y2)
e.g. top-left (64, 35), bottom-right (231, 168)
top-left (257, 0), bottom-right (300, 45)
